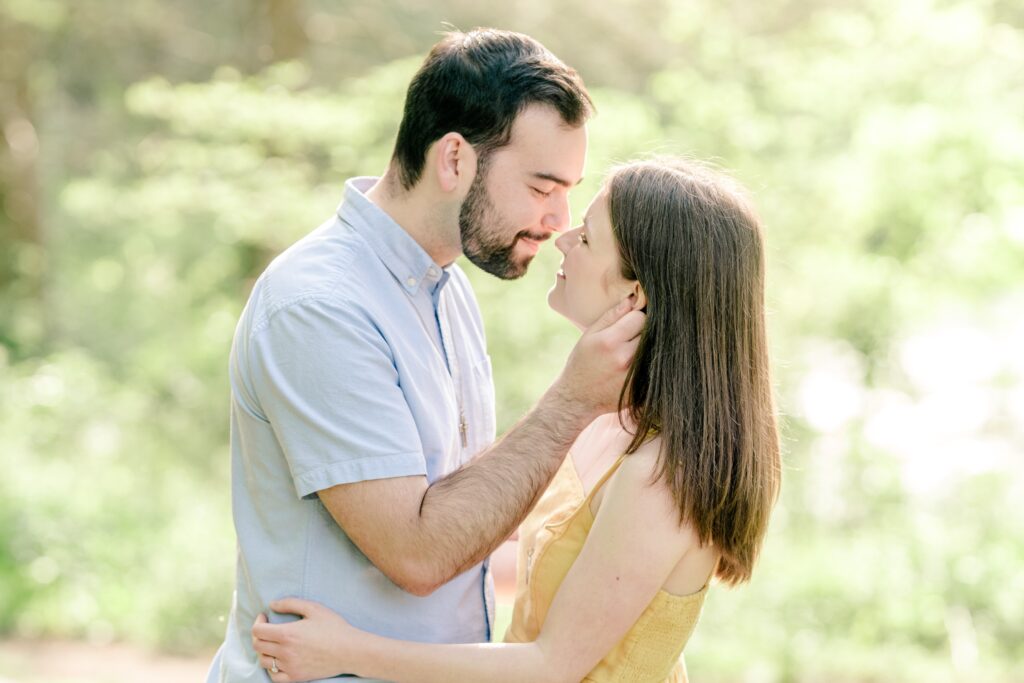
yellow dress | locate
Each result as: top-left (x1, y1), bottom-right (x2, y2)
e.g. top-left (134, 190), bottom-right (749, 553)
top-left (504, 453), bottom-right (709, 683)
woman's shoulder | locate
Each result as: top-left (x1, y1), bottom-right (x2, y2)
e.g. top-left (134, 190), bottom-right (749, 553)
top-left (581, 432), bottom-right (705, 585)
top-left (610, 434), bottom-right (703, 546)
top-left (619, 430), bottom-right (663, 477)
top-left (615, 436), bottom-right (664, 492)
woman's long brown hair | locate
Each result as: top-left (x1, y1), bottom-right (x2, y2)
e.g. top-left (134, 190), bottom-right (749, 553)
top-left (609, 157), bottom-right (781, 585)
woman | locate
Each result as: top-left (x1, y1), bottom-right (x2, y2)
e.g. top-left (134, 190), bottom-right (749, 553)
top-left (251, 157), bottom-right (782, 683)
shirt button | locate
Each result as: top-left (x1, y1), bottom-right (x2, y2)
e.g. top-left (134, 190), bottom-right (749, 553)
top-left (406, 277), bottom-right (417, 287)
top-left (428, 266), bottom-right (439, 278)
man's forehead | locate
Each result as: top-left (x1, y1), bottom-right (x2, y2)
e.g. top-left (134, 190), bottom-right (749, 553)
top-left (500, 104), bottom-right (588, 176)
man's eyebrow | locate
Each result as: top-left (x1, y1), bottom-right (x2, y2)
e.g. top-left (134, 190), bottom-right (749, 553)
top-left (532, 172), bottom-right (584, 188)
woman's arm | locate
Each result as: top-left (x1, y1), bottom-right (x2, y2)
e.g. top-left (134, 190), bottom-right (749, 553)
top-left (254, 608), bottom-right (551, 683)
top-left (529, 444), bottom-right (698, 682)
top-left (254, 442), bottom-right (695, 683)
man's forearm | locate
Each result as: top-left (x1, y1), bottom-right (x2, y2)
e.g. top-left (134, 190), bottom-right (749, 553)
top-left (373, 299), bottom-right (642, 593)
top-left (411, 385), bottom-right (597, 588)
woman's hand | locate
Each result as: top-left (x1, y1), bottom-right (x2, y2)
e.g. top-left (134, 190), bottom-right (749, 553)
top-left (252, 597), bottom-right (366, 683)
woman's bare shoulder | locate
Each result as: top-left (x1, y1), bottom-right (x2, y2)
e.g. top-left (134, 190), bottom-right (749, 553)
top-left (620, 431), bottom-right (664, 476)
top-left (613, 434), bottom-right (703, 546)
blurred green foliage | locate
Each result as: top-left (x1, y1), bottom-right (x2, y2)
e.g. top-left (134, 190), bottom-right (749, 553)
top-left (1, 0), bottom-right (1023, 680)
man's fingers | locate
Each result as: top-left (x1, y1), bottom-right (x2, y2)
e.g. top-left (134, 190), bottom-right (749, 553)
top-left (603, 309), bottom-right (647, 344)
top-left (618, 337), bottom-right (642, 366)
top-left (587, 295), bottom-right (635, 334)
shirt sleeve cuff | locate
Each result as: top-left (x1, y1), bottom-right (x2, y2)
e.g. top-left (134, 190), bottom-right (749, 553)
top-left (293, 451), bottom-right (428, 499)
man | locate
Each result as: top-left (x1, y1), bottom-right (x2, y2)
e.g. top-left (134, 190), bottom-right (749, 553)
top-left (207, 29), bottom-right (645, 682)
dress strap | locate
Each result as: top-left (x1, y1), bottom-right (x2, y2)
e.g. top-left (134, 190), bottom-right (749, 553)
top-left (582, 452), bottom-right (630, 504)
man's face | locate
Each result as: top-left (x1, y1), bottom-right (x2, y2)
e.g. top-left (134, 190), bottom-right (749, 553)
top-left (459, 104), bottom-right (588, 280)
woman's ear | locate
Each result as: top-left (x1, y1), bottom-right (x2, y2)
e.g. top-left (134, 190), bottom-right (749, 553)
top-left (433, 132), bottom-right (477, 194)
top-left (630, 281), bottom-right (647, 311)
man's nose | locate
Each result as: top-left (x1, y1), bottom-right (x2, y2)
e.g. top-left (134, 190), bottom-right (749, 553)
top-left (541, 196), bottom-right (571, 233)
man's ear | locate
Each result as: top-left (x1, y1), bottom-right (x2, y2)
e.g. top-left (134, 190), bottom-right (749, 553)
top-left (434, 132), bottom-right (477, 194)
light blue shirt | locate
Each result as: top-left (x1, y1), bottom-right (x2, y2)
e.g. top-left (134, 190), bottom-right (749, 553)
top-left (207, 178), bottom-right (497, 682)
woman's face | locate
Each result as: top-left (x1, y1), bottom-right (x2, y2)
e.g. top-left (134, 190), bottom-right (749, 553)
top-left (548, 188), bottom-right (639, 329)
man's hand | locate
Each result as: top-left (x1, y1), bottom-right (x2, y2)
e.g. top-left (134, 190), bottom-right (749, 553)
top-left (554, 296), bottom-right (647, 419)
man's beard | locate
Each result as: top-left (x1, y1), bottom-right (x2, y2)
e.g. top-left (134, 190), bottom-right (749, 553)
top-left (459, 167), bottom-right (534, 280)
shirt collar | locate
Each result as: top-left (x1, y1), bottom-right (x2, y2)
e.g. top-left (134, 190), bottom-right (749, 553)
top-left (337, 177), bottom-right (448, 297)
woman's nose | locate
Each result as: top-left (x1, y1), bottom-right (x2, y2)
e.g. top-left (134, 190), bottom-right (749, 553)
top-left (555, 228), bottom-right (577, 254)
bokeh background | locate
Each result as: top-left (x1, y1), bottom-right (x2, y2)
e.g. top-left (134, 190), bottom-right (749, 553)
top-left (1, 0), bottom-right (1023, 681)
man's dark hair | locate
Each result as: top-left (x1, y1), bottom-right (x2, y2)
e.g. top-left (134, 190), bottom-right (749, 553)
top-left (391, 29), bottom-right (594, 190)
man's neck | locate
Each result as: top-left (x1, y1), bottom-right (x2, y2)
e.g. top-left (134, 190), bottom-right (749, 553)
top-left (365, 174), bottom-right (462, 267)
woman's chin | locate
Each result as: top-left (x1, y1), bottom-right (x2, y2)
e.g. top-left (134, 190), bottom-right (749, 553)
top-left (558, 308), bottom-right (588, 332)
top-left (547, 291), bottom-right (587, 331)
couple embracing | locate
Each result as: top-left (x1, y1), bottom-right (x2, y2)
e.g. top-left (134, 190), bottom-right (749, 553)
top-left (207, 28), bottom-right (780, 683)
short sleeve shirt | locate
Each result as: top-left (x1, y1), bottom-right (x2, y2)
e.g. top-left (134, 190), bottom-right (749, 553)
top-left (207, 177), bottom-right (497, 683)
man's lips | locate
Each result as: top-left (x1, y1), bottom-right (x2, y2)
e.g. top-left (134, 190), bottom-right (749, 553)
top-left (516, 232), bottom-right (550, 245)
top-left (515, 233), bottom-right (551, 255)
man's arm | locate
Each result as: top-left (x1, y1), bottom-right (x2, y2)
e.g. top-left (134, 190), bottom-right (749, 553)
top-left (319, 298), bottom-right (645, 596)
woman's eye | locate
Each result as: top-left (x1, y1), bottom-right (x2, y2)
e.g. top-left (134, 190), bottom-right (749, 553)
top-left (532, 187), bottom-right (552, 198)
top-left (578, 232), bottom-right (588, 245)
